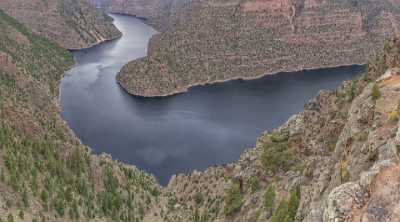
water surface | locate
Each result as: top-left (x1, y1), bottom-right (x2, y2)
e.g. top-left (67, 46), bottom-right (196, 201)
top-left (61, 14), bottom-right (364, 185)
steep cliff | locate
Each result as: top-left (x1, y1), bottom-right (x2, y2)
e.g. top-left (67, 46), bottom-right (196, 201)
top-left (116, 0), bottom-right (400, 97)
top-left (140, 37), bottom-right (400, 222)
top-left (0, 0), bottom-right (121, 49)
top-left (0, 9), bottom-right (158, 221)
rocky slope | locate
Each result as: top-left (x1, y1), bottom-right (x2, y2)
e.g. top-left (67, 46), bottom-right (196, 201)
top-left (0, 0), bottom-right (121, 49)
top-left (90, 0), bottom-right (176, 31)
top-left (115, 0), bottom-right (400, 97)
top-left (140, 38), bottom-right (400, 222)
top-left (0, 9), bottom-right (158, 221)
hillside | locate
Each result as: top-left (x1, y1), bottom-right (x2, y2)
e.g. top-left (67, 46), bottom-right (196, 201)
top-left (90, 0), bottom-right (175, 31)
top-left (0, 0), bottom-right (121, 49)
top-left (2, 1), bottom-right (400, 222)
top-left (143, 36), bottom-right (400, 222)
top-left (0, 9), bottom-right (158, 221)
top-left (114, 0), bottom-right (400, 97)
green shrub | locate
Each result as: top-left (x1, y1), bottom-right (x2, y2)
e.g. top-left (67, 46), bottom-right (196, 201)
top-left (223, 181), bottom-right (243, 216)
top-left (264, 184), bottom-right (276, 211)
top-left (270, 186), bottom-right (300, 222)
top-left (261, 131), bottom-right (296, 173)
top-left (248, 177), bottom-right (260, 194)
top-left (340, 161), bottom-right (351, 183)
top-left (270, 199), bottom-right (288, 222)
top-left (7, 214), bottom-right (13, 222)
top-left (286, 186), bottom-right (301, 221)
top-left (194, 192), bottom-right (204, 206)
top-left (371, 84), bottom-right (381, 101)
top-left (389, 110), bottom-right (399, 123)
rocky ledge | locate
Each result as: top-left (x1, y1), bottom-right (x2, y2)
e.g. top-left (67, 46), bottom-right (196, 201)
top-left (115, 0), bottom-right (400, 97)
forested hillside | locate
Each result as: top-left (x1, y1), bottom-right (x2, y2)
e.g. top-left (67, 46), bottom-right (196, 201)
top-left (0, 9), bottom-right (158, 222)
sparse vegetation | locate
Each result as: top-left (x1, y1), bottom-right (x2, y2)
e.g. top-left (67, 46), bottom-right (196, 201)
top-left (270, 186), bottom-right (300, 222)
top-left (371, 83), bottom-right (381, 101)
top-left (264, 184), bottom-right (276, 211)
top-left (248, 176), bottom-right (260, 194)
top-left (389, 110), bottom-right (399, 123)
top-left (261, 131), bottom-right (296, 173)
top-left (223, 181), bottom-right (243, 216)
top-left (340, 160), bottom-right (351, 183)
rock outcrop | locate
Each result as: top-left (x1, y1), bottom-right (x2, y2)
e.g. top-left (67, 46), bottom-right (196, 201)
top-left (0, 0), bottom-right (121, 49)
top-left (115, 0), bottom-right (400, 97)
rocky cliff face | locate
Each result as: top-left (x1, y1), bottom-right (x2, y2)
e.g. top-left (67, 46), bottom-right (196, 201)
top-left (139, 39), bottom-right (400, 222)
top-left (115, 0), bottom-right (400, 97)
top-left (0, 0), bottom-right (121, 49)
top-left (0, 9), bottom-right (157, 221)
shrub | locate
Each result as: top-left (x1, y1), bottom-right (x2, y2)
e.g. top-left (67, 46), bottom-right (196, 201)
top-left (194, 192), bottom-right (204, 206)
top-left (286, 186), bottom-right (301, 221)
top-left (223, 181), bottom-right (243, 216)
top-left (340, 161), bottom-right (351, 183)
top-left (264, 184), bottom-right (276, 211)
top-left (270, 199), bottom-right (288, 222)
top-left (248, 177), bottom-right (260, 194)
top-left (389, 110), bottom-right (399, 123)
top-left (270, 186), bottom-right (301, 222)
top-left (371, 84), bottom-right (381, 101)
top-left (261, 131), bottom-right (296, 173)
top-left (7, 214), bottom-right (13, 222)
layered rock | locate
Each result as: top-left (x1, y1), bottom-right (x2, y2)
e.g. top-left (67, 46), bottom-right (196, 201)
top-left (0, 0), bottom-right (121, 49)
top-left (115, 0), bottom-right (400, 97)
top-left (140, 39), bottom-right (400, 222)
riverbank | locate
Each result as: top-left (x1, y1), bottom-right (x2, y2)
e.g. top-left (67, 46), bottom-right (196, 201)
top-left (114, 0), bottom-right (400, 97)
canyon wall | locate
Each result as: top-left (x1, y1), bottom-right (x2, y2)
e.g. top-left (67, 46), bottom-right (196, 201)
top-left (115, 0), bottom-right (400, 97)
top-left (144, 37), bottom-right (400, 222)
top-left (0, 0), bottom-right (121, 49)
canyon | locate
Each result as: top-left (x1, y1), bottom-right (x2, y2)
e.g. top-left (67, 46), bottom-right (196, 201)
top-left (100, 0), bottom-right (400, 97)
top-left (0, 0), bottom-right (400, 221)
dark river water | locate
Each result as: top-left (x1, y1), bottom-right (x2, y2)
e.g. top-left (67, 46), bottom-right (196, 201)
top-left (61, 14), bottom-right (364, 185)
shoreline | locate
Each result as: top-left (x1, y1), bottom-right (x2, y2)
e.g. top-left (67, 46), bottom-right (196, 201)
top-left (117, 62), bottom-right (367, 98)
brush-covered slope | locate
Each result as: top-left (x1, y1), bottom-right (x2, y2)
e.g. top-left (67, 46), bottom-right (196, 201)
top-left (0, 9), bottom-right (158, 221)
top-left (141, 39), bottom-right (400, 221)
top-left (0, 0), bottom-right (121, 49)
top-left (90, 0), bottom-right (176, 31)
top-left (116, 0), bottom-right (400, 97)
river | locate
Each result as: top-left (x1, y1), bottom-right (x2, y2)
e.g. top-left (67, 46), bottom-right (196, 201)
top-left (61, 14), bottom-right (364, 185)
